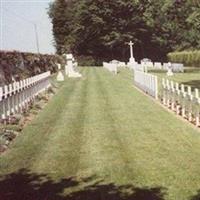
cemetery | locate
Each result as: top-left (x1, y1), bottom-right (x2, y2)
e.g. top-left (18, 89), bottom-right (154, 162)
top-left (1, 1), bottom-right (200, 200)
top-left (1, 44), bottom-right (200, 200)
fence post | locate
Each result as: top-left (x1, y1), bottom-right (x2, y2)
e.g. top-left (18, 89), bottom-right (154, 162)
top-left (195, 88), bottom-right (200, 127)
top-left (187, 86), bottom-right (193, 122)
top-left (155, 76), bottom-right (158, 100)
top-left (181, 84), bottom-right (186, 118)
top-left (175, 82), bottom-right (180, 114)
top-left (170, 81), bottom-right (175, 111)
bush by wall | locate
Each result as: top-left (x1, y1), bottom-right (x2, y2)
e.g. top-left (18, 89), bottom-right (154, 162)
top-left (0, 50), bottom-right (63, 86)
top-left (167, 51), bottom-right (200, 67)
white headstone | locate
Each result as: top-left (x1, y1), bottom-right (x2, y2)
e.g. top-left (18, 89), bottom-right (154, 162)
top-left (62, 54), bottom-right (68, 75)
top-left (57, 63), bottom-right (61, 70)
top-left (195, 88), bottom-right (199, 98)
top-left (167, 62), bottom-right (174, 76)
top-left (56, 64), bottom-right (64, 82)
top-left (154, 62), bottom-right (162, 69)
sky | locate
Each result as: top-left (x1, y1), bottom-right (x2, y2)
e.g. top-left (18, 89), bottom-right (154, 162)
top-left (0, 0), bottom-right (55, 54)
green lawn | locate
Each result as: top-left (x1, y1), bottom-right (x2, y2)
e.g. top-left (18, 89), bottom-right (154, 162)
top-left (150, 69), bottom-right (200, 90)
top-left (1, 67), bottom-right (200, 200)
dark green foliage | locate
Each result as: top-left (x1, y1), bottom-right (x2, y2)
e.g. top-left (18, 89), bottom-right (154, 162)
top-left (49, 0), bottom-right (200, 64)
top-left (168, 50), bottom-right (200, 67)
top-left (0, 50), bottom-right (63, 85)
top-left (77, 55), bottom-right (101, 66)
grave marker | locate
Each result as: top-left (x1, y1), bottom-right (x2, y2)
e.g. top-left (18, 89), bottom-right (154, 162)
top-left (56, 63), bottom-right (64, 82)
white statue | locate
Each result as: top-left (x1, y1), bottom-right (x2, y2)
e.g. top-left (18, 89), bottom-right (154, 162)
top-left (66, 54), bottom-right (82, 78)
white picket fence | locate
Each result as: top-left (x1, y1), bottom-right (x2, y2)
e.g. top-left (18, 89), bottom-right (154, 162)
top-left (103, 62), bottom-right (118, 74)
top-left (134, 70), bottom-right (158, 99)
top-left (0, 71), bottom-right (51, 119)
top-left (162, 79), bottom-right (200, 126)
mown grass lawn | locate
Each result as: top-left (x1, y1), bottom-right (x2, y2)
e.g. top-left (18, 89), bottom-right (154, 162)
top-left (1, 67), bottom-right (200, 200)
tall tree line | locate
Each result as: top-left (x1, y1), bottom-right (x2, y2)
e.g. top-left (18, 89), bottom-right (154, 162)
top-left (48, 0), bottom-right (200, 64)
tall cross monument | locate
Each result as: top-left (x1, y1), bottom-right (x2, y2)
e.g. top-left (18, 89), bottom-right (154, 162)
top-left (128, 41), bottom-right (135, 63)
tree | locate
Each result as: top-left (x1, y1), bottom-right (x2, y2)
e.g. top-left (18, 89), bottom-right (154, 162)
top-left (48, 0), bottom-right (200, 64)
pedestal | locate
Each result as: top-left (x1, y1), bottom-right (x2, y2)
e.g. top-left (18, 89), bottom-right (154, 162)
top-left (127, 57), bottom-right (136, 70)
top-left (66, 54), bottom-right (82, 78)
top-left (129, 57), bottom-right (135, 63)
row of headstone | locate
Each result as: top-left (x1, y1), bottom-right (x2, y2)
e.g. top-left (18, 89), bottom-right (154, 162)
top-left (134, 70), bottom-right (158, 99)
top-left (0, 71), bottom-right (51, 120)
top-left (141, 61), bottom-right (154, 68)
top-left (162, 79), bottom-right (200, 126)
top-left (104, 60), bottom-right (147, 73)
top-left (103, 62), bottom-right (118, 74)
top-left (110, 60), bottom-right (126, 67)
top-left (142, 61), bottom-right (184, 72)
top-left (56, 54), bottom-right (82, 81)
top-left (127, 62), bottom-right (148, 73)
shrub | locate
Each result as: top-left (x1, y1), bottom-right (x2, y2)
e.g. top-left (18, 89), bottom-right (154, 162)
top-left (167, 50), bottom-right (200, 67)
top-left (0, 50), bottom-right (64, 86)
top-left (77, 55), bottom-right (99, 66)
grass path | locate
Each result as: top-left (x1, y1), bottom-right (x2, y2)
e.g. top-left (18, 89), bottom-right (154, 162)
top-left (1, 67), bottom-right (200, 200)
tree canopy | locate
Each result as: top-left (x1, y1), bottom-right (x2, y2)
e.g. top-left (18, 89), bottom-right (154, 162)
top-left (48, 0), bottom-right (200, 64)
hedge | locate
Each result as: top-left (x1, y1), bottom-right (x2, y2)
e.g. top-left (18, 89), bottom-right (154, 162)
top-left (167, 50), bottom-right (200, 67)
top-left (0, 50), bottom-right (64, 86)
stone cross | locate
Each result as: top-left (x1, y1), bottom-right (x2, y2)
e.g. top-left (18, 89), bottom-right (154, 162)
top-left (128, 41), bottom-right (134, 59)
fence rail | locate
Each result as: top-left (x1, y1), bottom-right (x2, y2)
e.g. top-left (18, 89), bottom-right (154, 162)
top-left (134, 70), bottom-right (158, 99)
top-left (0, 71), bottom-right (51, 120)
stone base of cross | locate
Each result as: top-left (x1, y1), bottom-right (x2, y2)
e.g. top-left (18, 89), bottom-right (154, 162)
top-left (129, 57), bottom-right (136, 63)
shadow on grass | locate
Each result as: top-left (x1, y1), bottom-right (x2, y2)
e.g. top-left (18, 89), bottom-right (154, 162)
top-left (0, 169), bottom-right (166, 200)
top-left (180, 80), bottom-right (200, 90)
